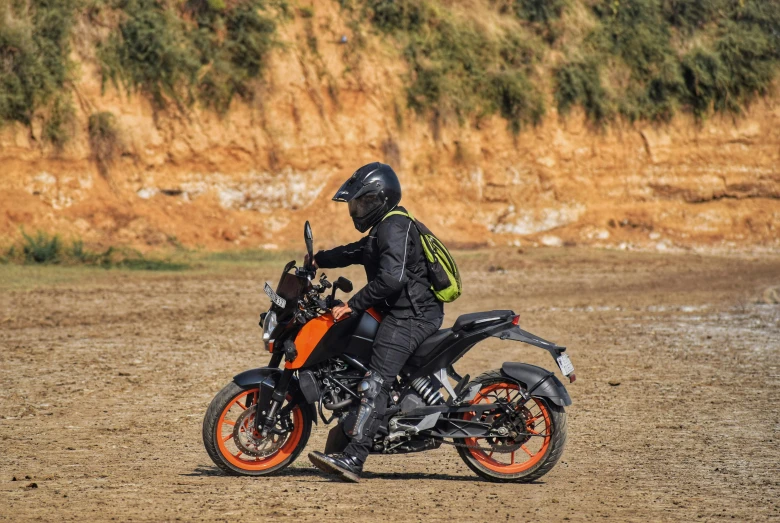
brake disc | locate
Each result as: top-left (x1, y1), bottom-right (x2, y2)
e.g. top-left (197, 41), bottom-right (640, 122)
top-left (231, 407), bottom-right (288, 457)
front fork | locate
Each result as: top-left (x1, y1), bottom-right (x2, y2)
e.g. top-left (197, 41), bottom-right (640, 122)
top-left (254, 366), bottom-right (294, 437)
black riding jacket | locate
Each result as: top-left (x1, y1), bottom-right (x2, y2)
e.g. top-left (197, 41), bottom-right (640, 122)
top-left (314, 207), bottom-right (443, 321)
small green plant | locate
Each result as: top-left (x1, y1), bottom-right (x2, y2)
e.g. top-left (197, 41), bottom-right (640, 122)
top-left (299, 6), bottom-right (314, 18)
top-left (21, 230), bottom-right (62, 264)
top-left (88, 112), bottom-right (120, 176)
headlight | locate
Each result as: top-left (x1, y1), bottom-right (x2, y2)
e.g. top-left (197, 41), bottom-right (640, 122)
top-left (262, 311), bottom-right (277, 348)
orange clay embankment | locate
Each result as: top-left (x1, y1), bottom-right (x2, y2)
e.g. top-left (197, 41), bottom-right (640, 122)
top-left (1, 3), bottom-right (778, 253)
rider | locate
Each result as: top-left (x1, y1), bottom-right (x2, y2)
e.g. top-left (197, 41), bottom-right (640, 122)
top-left (306, 162), bottom-right (444, 482)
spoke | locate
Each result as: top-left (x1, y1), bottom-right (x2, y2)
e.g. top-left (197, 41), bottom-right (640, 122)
top-left (511, 451), bottom-right (515, 465)
top-left (488, 451), bottom-right (494, 458)
top-left (222, 433), bottom-right (233, 443)
top-left (235, 451), bottom-right (243, 458)
top-left (223, 420), bottom-right (236, 427)
top-left (521, 444), bottom-right (534, 457)
top-left (527, 427), bottom-right (540, 435)
top-left (236, 400), bottom-right (247, 410)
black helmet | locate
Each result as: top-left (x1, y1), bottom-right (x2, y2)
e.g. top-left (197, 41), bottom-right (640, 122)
top-left (332, 162), bottom-right (402, 233)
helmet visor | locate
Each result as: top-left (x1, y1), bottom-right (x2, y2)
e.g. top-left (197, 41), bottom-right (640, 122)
top-left (348, 192), bottom-right (381, 219)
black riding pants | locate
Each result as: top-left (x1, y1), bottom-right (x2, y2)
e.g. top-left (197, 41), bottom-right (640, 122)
top-left (344, 314), bottom-right (442, 463)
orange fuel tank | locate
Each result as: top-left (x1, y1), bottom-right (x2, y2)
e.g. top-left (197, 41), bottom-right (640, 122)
top-left (287, 313), bottom-right (335, 370)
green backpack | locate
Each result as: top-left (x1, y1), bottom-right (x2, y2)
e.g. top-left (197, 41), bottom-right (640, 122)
top-left (383, 210), bottom-right (462, 303)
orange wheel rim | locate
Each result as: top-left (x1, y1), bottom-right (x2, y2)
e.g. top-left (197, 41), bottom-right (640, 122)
top-left (216, 388), bottom-right (304, 471)
top-left (463, 383), bottom-right (552, 474)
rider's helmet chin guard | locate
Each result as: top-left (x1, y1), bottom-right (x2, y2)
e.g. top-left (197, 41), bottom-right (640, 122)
top-left (333, 162), bottom-right (402, 233)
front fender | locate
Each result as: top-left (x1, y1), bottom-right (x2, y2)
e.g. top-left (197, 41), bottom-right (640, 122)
top-left (232, 367), bottom-right (318, 424)
top-left (501, 362), bottom-right (572, 407)
top-left (233, 367), bottom-right (282, 388)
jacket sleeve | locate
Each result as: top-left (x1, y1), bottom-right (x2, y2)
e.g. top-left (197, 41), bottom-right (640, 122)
top-left (348, 218), bottom-right (413, 312)
top-left (314, 237), bottom-right (367, 269)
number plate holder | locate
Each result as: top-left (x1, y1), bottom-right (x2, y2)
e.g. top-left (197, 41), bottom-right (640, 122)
top-left (556, 353), bottom-right (575, 376)
top-left (264, 282), bottom-right (286, 309)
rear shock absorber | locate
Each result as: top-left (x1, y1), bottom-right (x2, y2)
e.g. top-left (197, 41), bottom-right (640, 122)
top-left (410, 377), bottom-right (444, 405)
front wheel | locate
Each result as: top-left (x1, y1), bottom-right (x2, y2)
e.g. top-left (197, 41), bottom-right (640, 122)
top-left (456, 370), bottom-right (567, 483)
top-left (202, 382), bottom-right (312, 476)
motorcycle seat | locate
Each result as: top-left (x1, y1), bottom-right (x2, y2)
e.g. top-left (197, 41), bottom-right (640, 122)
top-left (452, 310), bottom-right (514, 332)
top-left (405, 328), bottom-right (453, 368)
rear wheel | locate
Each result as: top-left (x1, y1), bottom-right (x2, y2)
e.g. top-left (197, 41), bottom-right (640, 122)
top-left (202, 382), bottom-right (312, 476)
top-left (456, 370), bottom-right (567, 483)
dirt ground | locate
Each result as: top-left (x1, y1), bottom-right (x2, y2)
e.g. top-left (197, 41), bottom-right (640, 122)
top-left (1, 248), bottom-right (778, 522)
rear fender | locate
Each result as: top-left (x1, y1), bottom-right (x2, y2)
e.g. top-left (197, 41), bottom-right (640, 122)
top-left (501, 362), bottom-right (572, 407)
top-left (233, 367), bottom-right (318, 424)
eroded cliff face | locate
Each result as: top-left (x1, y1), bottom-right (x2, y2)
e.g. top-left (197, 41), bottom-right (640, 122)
top-left (1, 3), bottom-right (778, 253)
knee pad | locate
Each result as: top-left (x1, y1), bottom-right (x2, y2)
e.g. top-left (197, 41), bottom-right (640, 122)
top-left (347, 371), bottom-right (383, 441)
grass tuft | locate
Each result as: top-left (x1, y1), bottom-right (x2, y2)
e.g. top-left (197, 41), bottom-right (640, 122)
top-left (21, 230), bottom-right (61, 264)
top-left (8, 231), bottom-right (189, 271)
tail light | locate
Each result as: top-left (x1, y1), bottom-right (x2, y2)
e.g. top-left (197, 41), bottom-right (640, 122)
top-left (511, 315), bottom-right (520, 325)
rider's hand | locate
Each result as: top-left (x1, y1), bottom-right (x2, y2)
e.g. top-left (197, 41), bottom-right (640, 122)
top-left (304, 254), bottom-right (318, 269)
top-left (332, 304), bottom-right (352, 321)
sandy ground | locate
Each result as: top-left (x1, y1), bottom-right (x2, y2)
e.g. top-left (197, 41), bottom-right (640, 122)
top-left (0, 248), bottom-right (778, 522)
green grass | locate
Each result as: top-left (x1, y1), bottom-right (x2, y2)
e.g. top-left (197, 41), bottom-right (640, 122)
top-left (5, 230), bottom-right (191, 271)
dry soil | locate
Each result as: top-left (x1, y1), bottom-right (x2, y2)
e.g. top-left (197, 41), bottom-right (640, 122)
top-left (1, 248), bottom-right (778, 522)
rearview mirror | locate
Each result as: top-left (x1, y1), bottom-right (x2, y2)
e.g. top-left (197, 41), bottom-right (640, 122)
top-left (334, 276), bottom-right (353, 293)
top-left (304, 221), bottom-right (314, 269)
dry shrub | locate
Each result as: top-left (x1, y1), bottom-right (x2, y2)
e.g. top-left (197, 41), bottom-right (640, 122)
top-left (88, 111), bottom-right (120, 177)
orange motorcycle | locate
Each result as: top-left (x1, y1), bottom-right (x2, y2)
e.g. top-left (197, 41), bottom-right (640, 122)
top-left (202, 222), bottom-right (575, 482)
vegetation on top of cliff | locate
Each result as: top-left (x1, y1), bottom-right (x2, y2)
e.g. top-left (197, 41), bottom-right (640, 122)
top-left (97, 0), bottom-right (277, 112)
top-left (350, 0), bottom-right (547, 133)
top-left (554, 0), bottom-right (780, 122)
top-left (352, 0), bottom-right (779, 127)
top-left (0, 0), bottom-right (778, 140)
top-left (0, 0), bottom-right (77, 143)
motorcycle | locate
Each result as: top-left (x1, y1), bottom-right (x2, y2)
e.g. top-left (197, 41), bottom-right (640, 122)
top-left (202, 222), bottom-right (575, 482)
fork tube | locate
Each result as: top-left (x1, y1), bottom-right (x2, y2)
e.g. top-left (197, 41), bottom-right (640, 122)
top-left (256, 368), bottom-right (294, 436)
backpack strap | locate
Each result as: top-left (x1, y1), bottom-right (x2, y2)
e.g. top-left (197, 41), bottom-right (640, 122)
top-left (383, 210), bottom-right (437, 263)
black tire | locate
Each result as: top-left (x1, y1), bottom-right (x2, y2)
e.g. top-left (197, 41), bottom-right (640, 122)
top-left (202, 381), bottom-right (312, 476)
top-left (456, 369), bottom-right (567, 483)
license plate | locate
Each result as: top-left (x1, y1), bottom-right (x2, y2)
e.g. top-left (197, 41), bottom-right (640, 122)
top-left (556, 353), bottom-right (574, 376)
top-left (264, 282), bottom-right (286, 309)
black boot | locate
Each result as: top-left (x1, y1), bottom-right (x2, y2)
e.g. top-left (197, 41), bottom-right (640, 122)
top-left (308, 451), bottom-right (363, 483)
